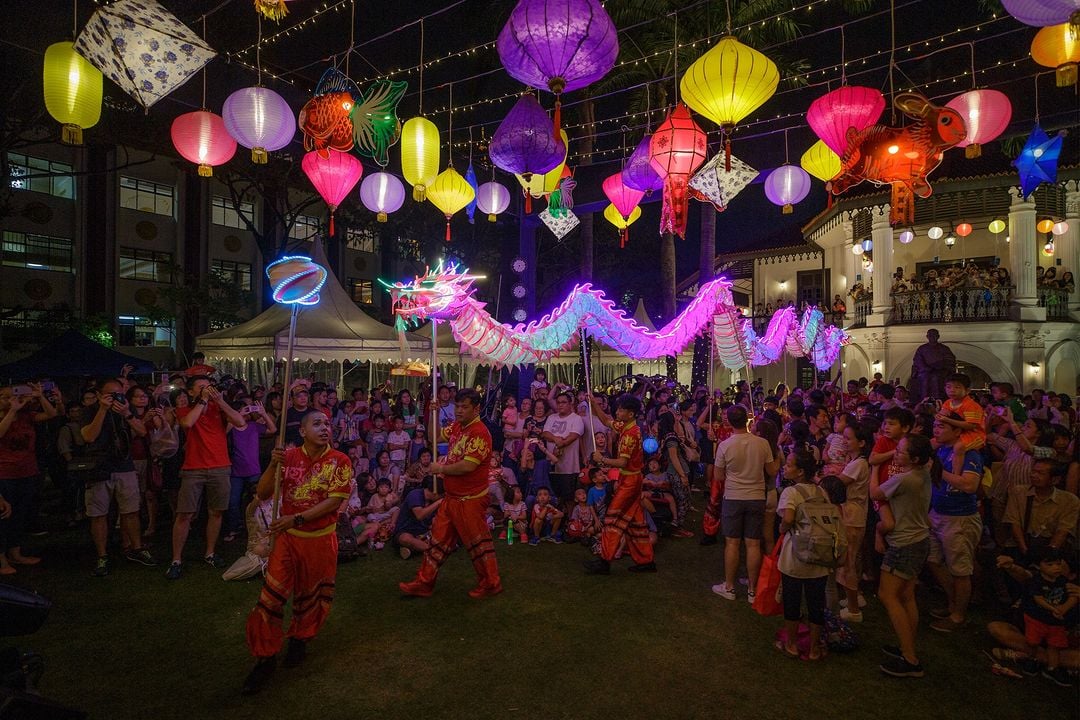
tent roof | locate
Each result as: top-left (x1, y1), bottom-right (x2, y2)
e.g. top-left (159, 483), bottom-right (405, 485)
top-left (0, 330), bottom-right (156, 379)
top-left (632, 299), bottom-right (657, 333)
top-left (197, 241), bottom-right (428, 362)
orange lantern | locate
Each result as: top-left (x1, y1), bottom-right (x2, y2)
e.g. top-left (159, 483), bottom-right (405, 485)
top-left (1031, 22), bottom-right (1080, 86)
top-left (1037, 218), bottom-right (1056, 233)
top-left (955, 222), bottom-right (973, 237)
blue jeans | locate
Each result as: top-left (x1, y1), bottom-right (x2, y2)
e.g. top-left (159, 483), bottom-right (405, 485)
top-left (226, 474), bottom-right (260, 533)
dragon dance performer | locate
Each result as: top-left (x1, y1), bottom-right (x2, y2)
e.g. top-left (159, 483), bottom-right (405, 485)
top-left (399, 388), bottom-right (502, 599)
top-left (584, 394), bottom-right (657, 575)
top-left (242, 412), bottom-right (352, 695)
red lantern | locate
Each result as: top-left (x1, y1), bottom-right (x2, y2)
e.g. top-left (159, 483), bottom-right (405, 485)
top-left (602, 172), bottom-right (645, 248)
top-left (171, 110), bottom-right (237, 177)
top-left (301, 149), bottom-right (363, 235)
top-left (955, 222), bottom-right (973, 237)
top-left (648, 104), bottom-right (708, 238)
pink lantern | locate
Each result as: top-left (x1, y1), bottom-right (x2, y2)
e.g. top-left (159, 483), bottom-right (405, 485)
top-left (602, 172), bottom-right (645, 246)
top-left (359, 171), bottom-right (405, 222)
top-left (222, 86), bottom-right (296, 164)
top-left (1001, 0), bottom-right (1080, 27)
top-left (807, 86), bottom-right (886, 156)
top-left (648, 104), bottom-right (708, 238)
top-left (171, 110), bottom-right (237, 177)
top-left (301, 149), bottom-right (363, 235)
top-left (763, 165), bottom-right (811, 214)
top-left (945, 89), bottom-right (1012, 158)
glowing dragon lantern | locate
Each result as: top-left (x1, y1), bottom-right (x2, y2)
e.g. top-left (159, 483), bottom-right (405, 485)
top-left (622, 134), bottom-right (664, 194)
top-left (603, 204), bottom-right (642, 247)
top-left (171, 110), bottom-right (237, 177)
top-left (944, 89), bottom-right (1012, 158)
top-left (401, 117), bottom-right (440, 201)
top-left (1002, 0), bottom-right (1080, 29)
top-left (648, 104), bottom-right (708, 238)
top-left (496, 0), bottom-right (619, 135)
top-left (679, 36), bottom-right (778, 170)
top-left (301, 149), bottom-right (363, 235)
top-left (266, 255), bottom-right (328, 306)
top-left (807, 86), bottom-right (886, 156)
top-left (222, 86), bottom-right (296, 163)
top-left (43, 42), bottom-right (102, 145)
top-left (830, 93), bottom-right (966, 226)
top-left (476, 181), bottom-right (511, 222)
top-left (1031, 22), bottom-right (1080, 86)
top-left (359, 171), bottom-right (406, 222)
top-left (602, 172), bottom-right (645, 247)
top-left (426, 167), bottom-right (476, 241)
top-left (764, 165), bottom-right (812, 214)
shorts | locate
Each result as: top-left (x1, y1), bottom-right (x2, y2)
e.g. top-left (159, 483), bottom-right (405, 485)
top-left (177, 466), bottom-right (232, 514)
top-left (550, 473), bottom-right (578, 505)
top-left (85, 471), bottom-right (140, 518)
top-left (133, 459), bottom-right (149, 493)
top-left (1024, 614), bottom-right (1069, 649)
top-left (721, 499), bottom-right (765, 540)
top-left (927, 511), bottom-right (981, 577)
top-left (881, 538), bottom-right (931, 581)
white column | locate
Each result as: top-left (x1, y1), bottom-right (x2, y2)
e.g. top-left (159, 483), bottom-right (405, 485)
top-left (1061, 182), bottom-right (1080, 317)
top-left (869, 206), bottom-right (893, 325)
top-left (1008, 186), bottom-right (1045, 321)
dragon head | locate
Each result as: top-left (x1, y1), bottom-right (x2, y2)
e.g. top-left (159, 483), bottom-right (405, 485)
top-left (381, 261), bottom-right (483, 327)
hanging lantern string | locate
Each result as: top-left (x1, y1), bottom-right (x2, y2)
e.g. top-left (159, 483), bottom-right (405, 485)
top-left (968, 41), bottom-right (976, 90)
top-left (201, 17), bottom-right (208, 110)
top-left (840, 24), bottom-right (846, 85)
top-left (418, 18), bottom-right (425, 116)
top-left (72, 0), bottom-right (77, 39)
top-left (447, 81), bottom-right (453, 165)
top-left (256, 14), bottom-right (263, 86)
top-left (1034, 72), bottom-right (1040, 123)
top-left (672, 13), bottom-right (679, 105)
top-left (346, 0), bottom-right (354, 77)
top-left (888, 0), bottom-right (896, 124)
top-left (725, 0), bottom-right (732, 35)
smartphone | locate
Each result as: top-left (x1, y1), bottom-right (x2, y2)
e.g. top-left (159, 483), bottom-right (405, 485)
top-left (41, 380), bottom-right (56, 394)
top-left (11, 385), bottom-right (33, 398)
top-left (156, 395), bottom-right (172, 408)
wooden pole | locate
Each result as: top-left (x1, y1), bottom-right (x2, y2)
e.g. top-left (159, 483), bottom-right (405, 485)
top-left (270, 303), bottom-right (299, 545)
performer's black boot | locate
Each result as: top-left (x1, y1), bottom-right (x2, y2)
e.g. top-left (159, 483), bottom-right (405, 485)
top-left (584, 557), bottom-right (610, 575)
top-left (282, 638), bottom-right (307, 668)
top-left (241, 657), bottom-right (276, 696)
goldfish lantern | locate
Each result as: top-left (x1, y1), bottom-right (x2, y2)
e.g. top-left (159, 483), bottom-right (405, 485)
top-left (1001, 0), bottom-right (1080, 28)
top-left (622, 134), bottom-right (664, 193)
top-left (496, 0), bottom-right (619, 135)
top-left (43, 42), bottom-right (102, 145)
top-left (1031, 22), bottom-right (1080, 86)
top-left (807, 86), bottom-right (885, 156)
top-left (298, 88), bottom-right (355, 156)
top-left (400, 117), bottom-right (440, 201)
top-left (679, 36), bottom-right (778, 169)
top-left (800, 140), bottom-right (842, 182)
top-left (427, 167), bottom-right (476, 242)
top-left (359, 172), bottom-right (405, 223)
top-left (648, 104), bottom-right (708, 238)
top-left (476, 181), bottom-right (511, 222)
top-left (944, 89), bottom-right (1013, 158)
top-left (222, 86), bottom-right (296, 163)
top-left (603, 204), bottom-right (642, 248)
top-left (301, 149), bottom-right (363, 235)
top-left (830, 93), bottom-right (966, 226)
top-left (266, 255), bottom-right (328, 306)
top-left (764, 165), bottom-right (811, 214)
top-left (171, 110), bottom-right (237, 177)
top-left (602, 173), bottom-right (645, 247)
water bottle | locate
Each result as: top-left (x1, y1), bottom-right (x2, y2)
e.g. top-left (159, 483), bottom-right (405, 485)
top-left (507, 518), bottom-right (514, 545)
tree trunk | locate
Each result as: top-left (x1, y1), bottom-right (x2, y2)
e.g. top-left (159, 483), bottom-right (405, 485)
top-left (691, 205), bottom-right (716, 388)
top-left (660, 231), bottom-right (677, 379)
top-left (576, 96), bottom-right (596, 388)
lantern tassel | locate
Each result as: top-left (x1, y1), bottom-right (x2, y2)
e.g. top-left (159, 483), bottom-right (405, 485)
top-left (620, 228), bottom-right (628, 249)
top-left (724, 136), bottom-right (732, 173)
top-left (413, 185), bottom-right (426, 202)
top-left (524, 193), bottom-right (532, 214)
top-left (488, 213), bottom-right (497, 223)
top-left (445, 219), bottom-right (452, 242)
top-left (252, 147), bottom-right (268, 164)
top-left (60, 124), bottom-right (83, 145)
top-left (659, 177), bottom-right (690, 239)
top-left (377, 212), bottom-right (388, 223)
top-left (198, 164), bottom-right (213, 178)
top-left (553, 97), bottom-right (562, 138)
top-left (329, 210), bottom-right (336, 236)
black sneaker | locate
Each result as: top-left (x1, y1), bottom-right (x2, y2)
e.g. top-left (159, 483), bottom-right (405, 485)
top-left (165, 562), bottom-right (183, 580)
top-left (282, 638), bottom-right (307, 669)
top-left (241, 657), bottom-right (276, 696)
top-left (583, 558), bottom-right (611, 575)
top-left (204, 554), bottom-right (227, 569)
top-left (124, 548), bottom-right (158, 566)
top-left (880, 655), bottom-right (924, 678)
top-left (91, 556), bottom-right (110, 577)
top-left (627, 561), bottom-right (658, 573)
top-left (1021, 658), bottom-right (1040, 676)
top-left (882, 645), bottom-right (903, 660)
top-left (1043, 667), bottom-right (1072, 687)
top-left (699, 535), bottom-right (718, 546)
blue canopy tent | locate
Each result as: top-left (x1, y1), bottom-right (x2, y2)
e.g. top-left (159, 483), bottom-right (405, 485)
top-left (0, 330), bottom-right (156, 380)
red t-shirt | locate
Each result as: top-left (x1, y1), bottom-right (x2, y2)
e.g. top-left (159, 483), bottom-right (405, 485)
top-left (616, 422), bottom-right (644, 478)
top-left (281, 445), bottom-right (353, 537)
top-left (177, 403), bottom-right (231, 470)
top-left (872, 436), bottom-right (903, 485)
top-left (0, 409), bottom-right (38, 479)
top-left (440, 417), bottom-right (492, 498)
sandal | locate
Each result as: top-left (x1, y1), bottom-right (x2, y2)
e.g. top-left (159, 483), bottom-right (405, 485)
top-left (773, 640), bottom-right (800, 659)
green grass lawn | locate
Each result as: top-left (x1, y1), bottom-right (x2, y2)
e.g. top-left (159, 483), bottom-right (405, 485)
top-left (5, 521), bottom-right (1078, 720)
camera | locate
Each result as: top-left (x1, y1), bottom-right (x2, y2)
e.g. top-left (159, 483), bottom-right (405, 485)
top-left (111, 392), bottom-right (126, 404)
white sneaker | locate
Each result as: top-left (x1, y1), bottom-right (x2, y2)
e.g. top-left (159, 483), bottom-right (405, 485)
top-left (840, 607), bottom-right (864, 623)
top-left (747, 589), bottom-right (756, 605)
top-left (711, 583), bottom-right (737, 600)
top-left (840, 594), bottom-right (867, 609)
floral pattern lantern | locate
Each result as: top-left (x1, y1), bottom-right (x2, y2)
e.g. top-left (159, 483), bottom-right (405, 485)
top-left (400, 116), bottom-right (440, 201)
top-left (1031, 22), bottom-right (1080, 86)
top-left (222, 86), bottom-right (296, 163)
top-left (496, 0), bottom-right (619, 134)
top-left (359, 171), bottom-right (406, 222)
top-left (301, 149), bottom-right (363, 235)
top-left (171, 110), bottom-right (237, 177)
top-left (800, 140), bottom-right (841, 182)
top-left (603, 204), bottom-right (642, 248)
top-left (476, 181), bottom-right (511, 222)
top-left (764, 165), bottom-right (812, 214)
top-left (43, 42), bottom-right (103, 145)
top-left (602, 173), bottom-right (645, 247)
top-left (427, 167), bottom-right (476, 242)
top-left (648, 104), bottom-right (708, 238)
top-left (807, 86), bottom-right (885, 156)
top-left (490, 95), bottom-right (566, 179)
top-left (944, 89), bottom-right (1012, 158)
top-left (622, 134), bottom-right (664, 194)
top-left (679, 36), bottom-right (778, 169)
top-left (1002, 0), bottom-right (1080, 28)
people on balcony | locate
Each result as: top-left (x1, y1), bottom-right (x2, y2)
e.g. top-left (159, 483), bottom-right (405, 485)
top-left (890, 264), bottom-right (1013, 295)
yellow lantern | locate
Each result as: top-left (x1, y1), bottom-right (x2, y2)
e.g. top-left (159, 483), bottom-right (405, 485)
top-left (800, 140), bottom-right (841, 182)
top-left (1037, 218), bottom-right (1055, 234)
top-left (603, 203), bottom-right (642, 248)
top-left (401, 116), bottom-right (440, 201)
top-left (1031, 22), bottom-right (1079, 86)
top-left (43, 42), bottom-right (102, 145)
top-left (427, 166), bottom-right (475, 242)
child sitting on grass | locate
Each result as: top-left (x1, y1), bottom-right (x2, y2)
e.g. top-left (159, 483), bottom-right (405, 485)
top-left (360, 478), bottom-right (400, 549)
top-left (529, 488), bottom-right (564, 545)
top-left (642, 457), bottom-right (678, 521)
top-left (566, 488), bottom-right (600, 543)
top-left (501, 486), bottom-right (529, 543)
top-left (586, 467), bottom-right (608, 519)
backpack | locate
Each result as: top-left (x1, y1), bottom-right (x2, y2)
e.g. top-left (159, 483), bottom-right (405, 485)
top-left (790, 484), bottom-right (847, 568)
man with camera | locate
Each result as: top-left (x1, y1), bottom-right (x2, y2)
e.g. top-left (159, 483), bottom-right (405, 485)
top-left (166, 376), bottom-right (247, 580)
top-left (79, 378), bottom-right (156, 577)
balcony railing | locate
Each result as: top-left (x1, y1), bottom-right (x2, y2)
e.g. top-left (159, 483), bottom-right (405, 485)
top-left (890, 286), bottom-right (1012, 325)
top-left (1037, 286), bottom-right (1071, 321)
top-left (851, 298), bottom-right (872, 328)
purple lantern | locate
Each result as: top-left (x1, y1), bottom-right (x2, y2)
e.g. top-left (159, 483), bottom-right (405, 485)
top-left (621, 134), bottom-right (664, 193)
top-left (763, 165), bottom-right (811, 214)
top-left (489, 94), bottom-right (566, 179)
top-left (496, 0), bottom-right (619, 134)
top-left (222, 86), bottom-right (296, 164)
top-left (359, 171), bottom-right (405, 223)
top-left (1001, 0), bottom-right (1080, 26)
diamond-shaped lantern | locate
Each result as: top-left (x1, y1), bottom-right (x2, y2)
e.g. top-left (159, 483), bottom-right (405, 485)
top-left (648, 104), bottom-right (708, 238)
